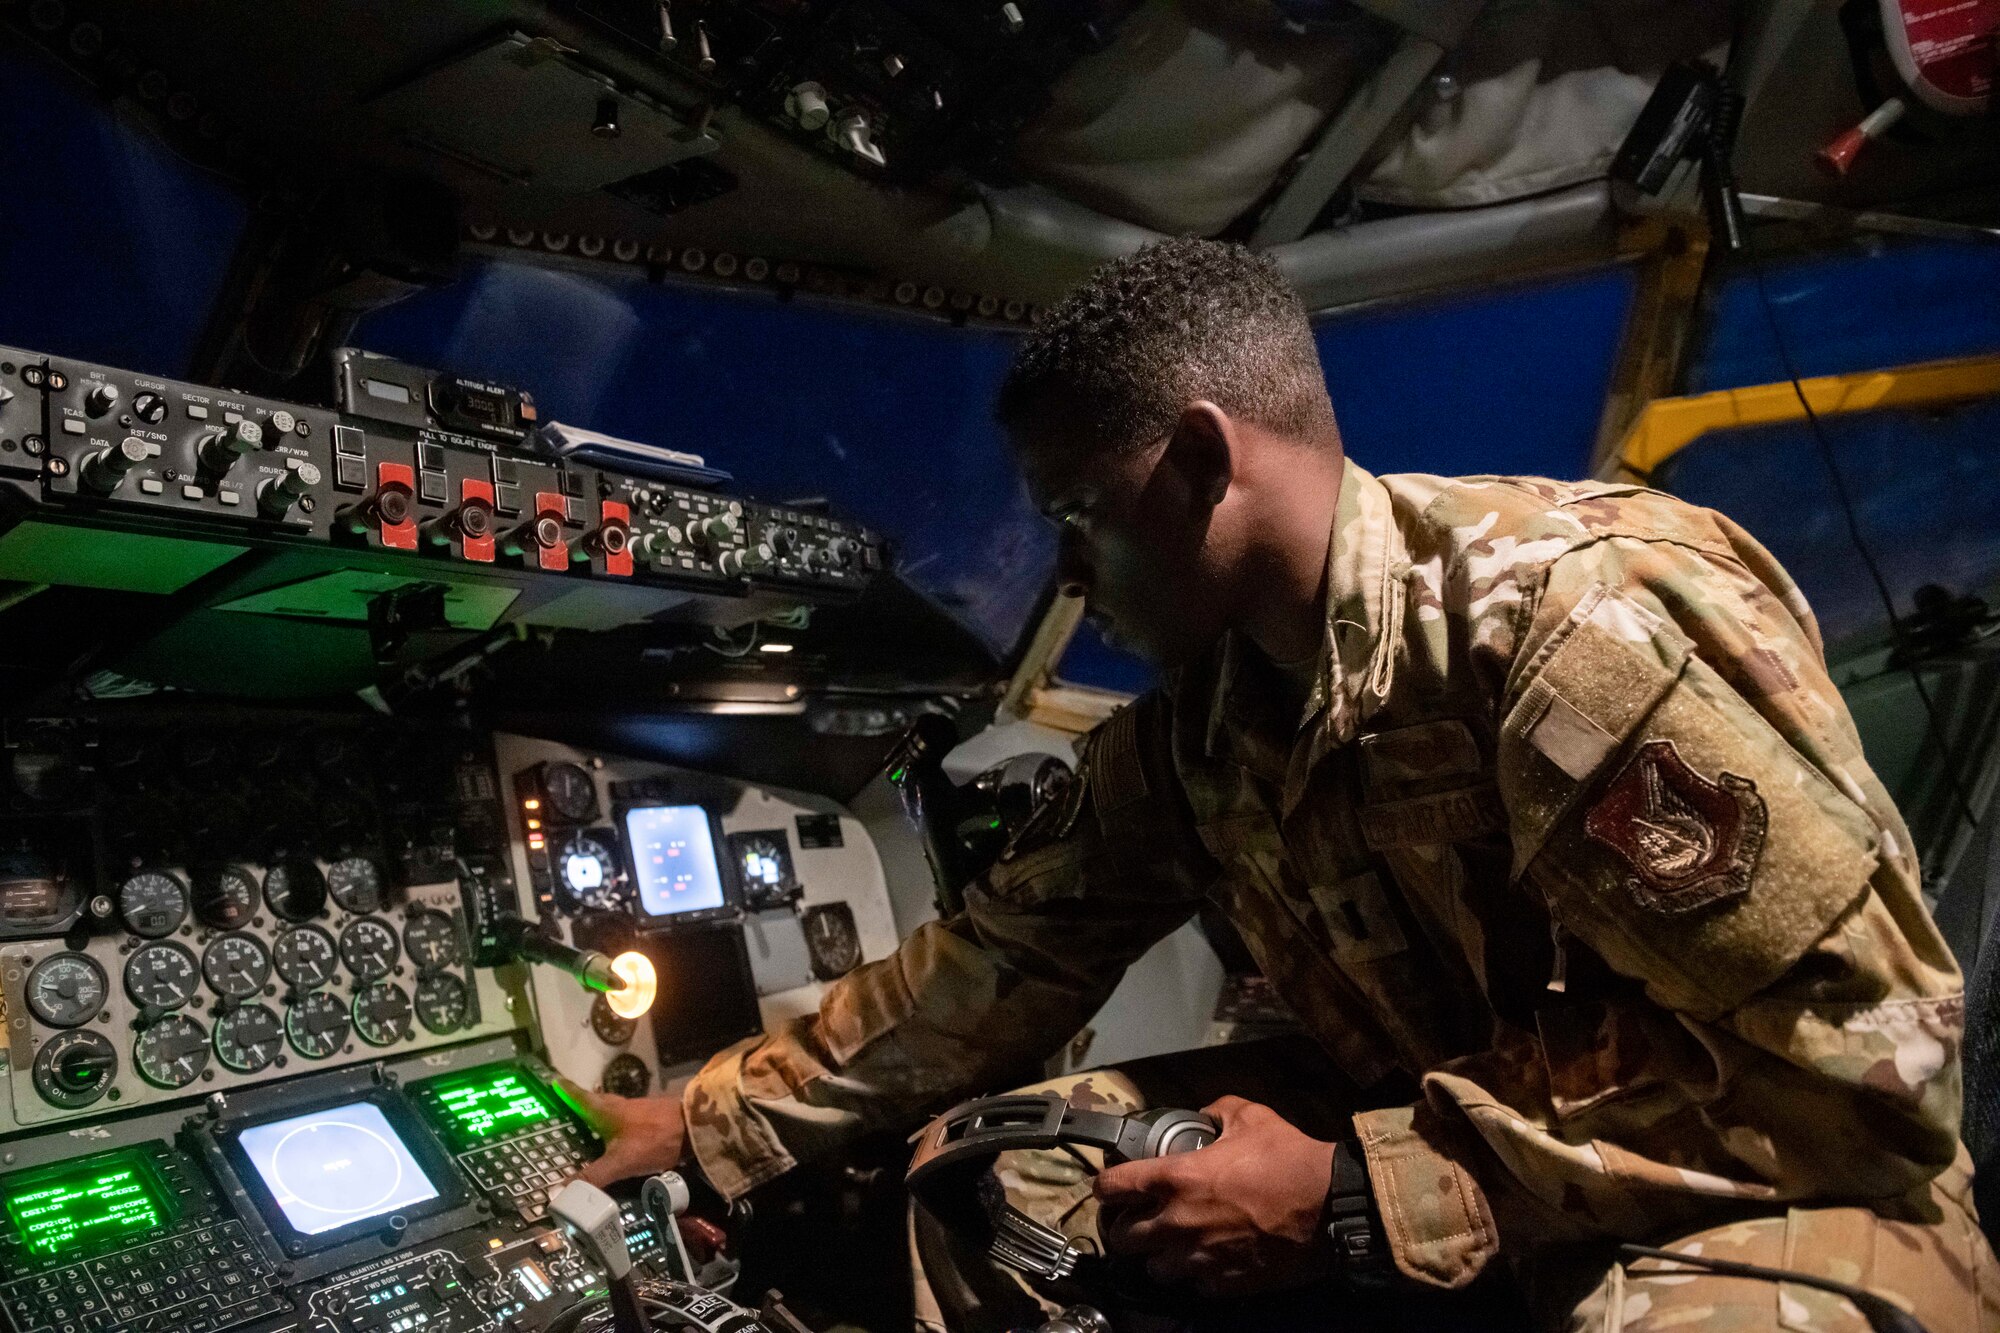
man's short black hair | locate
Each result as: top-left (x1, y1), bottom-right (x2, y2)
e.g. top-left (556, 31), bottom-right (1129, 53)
top-left (995, 237), bottom-right (1338, 456)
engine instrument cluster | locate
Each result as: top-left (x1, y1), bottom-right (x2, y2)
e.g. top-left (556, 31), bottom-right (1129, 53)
top-left (0, 714), bottom-right (517, 1127)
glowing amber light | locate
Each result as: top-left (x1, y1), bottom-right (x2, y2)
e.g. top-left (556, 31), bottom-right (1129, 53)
top-left (526, 819), bottom-right (542, 830)
top-left (605, 951), bottom-right (656, 1019)
top-left (524, 799), bottom-right (541, 811)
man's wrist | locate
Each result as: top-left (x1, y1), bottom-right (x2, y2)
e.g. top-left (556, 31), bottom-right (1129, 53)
top-left (1322, 1140), bottom-right (1393, 1286)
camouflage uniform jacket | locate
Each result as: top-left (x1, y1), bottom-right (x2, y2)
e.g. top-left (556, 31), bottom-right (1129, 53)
top-left (684, 461), bottom-right (1968, 1289)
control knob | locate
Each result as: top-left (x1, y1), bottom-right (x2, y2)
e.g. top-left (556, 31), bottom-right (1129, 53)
top-left (197, 418), bottom-right (264, 474)
top-left (426, 497), bottom-right (494, 546)
top-left (691, 512), bottom-right (738, 551)
top-left (338, 482), bottom-right (413, 536)
top-left (131, 392), bottom-right (168, 424)
top-left (503, 510), bottom-right (566, 559)
top-left (83, 382), bottom-right (120, 417)
top-left (257, 460), bottom-right (320, 518)
top-left (81, 436), bottom-right (155, 494)
top-left (586, 517), bottom-right (631, 559)
top-left (787, 81), bottom-right (831, 130)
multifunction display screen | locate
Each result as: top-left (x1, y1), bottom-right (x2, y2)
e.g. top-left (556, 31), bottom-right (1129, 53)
top-left (1, 1148), bottom-right (175, 1257)
top-left (237, 1101), bottom-right (441, 1237)
top-left (624, 805), bottom-right (724, 918)
top-left (415, 1065), bottom-right (557, 1150)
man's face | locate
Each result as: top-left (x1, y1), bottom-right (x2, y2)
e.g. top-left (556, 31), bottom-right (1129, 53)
top-left (1016, 425), bottom-right (1236, 667)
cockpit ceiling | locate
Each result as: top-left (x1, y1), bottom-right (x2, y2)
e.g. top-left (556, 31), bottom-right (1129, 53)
top-left (6, 1), bottom-right (1998, 316)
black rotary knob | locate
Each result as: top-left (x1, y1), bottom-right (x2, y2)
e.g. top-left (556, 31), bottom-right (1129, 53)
top-left (258, 461), bottom-right (320, 518)
top-left (81, 436), bottom-right (153, 494)
top-left (83, 383), bottom-right (120, 417)
top-left (57, 1041), bottom-right (114, 1090)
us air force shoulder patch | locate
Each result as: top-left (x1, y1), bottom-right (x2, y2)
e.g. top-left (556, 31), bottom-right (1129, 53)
top-left (1583, 739), bottom-right (1767, 914)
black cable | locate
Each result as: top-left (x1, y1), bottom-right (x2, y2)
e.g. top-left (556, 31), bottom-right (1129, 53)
top-left (1744, 246), bottom-right (1982, 840)
top-left (1619, 1244), bottom-right (1929, 1333)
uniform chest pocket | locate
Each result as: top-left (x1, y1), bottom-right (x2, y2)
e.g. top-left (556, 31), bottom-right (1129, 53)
top-left (1355, 719), bottom-right (1505, 851)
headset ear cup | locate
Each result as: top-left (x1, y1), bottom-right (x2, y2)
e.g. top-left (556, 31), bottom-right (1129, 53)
top-left (1135, 1108), bottom-right (1219, 1158)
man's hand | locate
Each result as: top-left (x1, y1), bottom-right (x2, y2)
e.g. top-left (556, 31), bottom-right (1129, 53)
top-left (555, 1078), bottom-right (688, 1189)
top-left (1095, 1096), bottom-right (1336, 1297)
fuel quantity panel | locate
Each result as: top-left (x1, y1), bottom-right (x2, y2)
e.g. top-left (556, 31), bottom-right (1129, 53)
top-left (0, 714), bottom-right (524, 1128)
top-left (493, 736), bottom-right (898, 1097)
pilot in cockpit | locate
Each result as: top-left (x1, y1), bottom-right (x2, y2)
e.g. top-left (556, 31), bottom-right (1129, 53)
top-left (561, 237), bottom-right (1998, 1333)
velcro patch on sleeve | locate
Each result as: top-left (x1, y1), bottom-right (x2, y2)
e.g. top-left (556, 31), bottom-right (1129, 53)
top-left (1500, 584), bottom-right (1690, 879)
top-left (1532, 667), bottom-right (1879, 1019)
top-left (1088, 704), bottom-right (1149, 816)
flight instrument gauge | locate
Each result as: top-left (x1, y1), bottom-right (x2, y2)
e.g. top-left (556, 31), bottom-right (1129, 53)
top-left (600, 1052), bottom-right (651, 1097)
top-left (403, 910), bottom-right (462, 971)
top-left (273, 925), bottom-right (338, 990)
top-left (118, 870), bottom-right (189, 939)
top-left (125, 941), bottom-right (198, 1010)
top-left (327, 856), bottom-right (386, 914)
top-left (192, 864), bottom-right (258, 930)
top-left (133, 1015), bottom-right (209, 1088)
top-left (213, 1003), bottom-right (282, 1073)
top-left (26, 952), bottom-right (108, 1027)
top-left (541, 761), bottom-right (598, 822)
top-left (803, 903), bottom-right (862, 982)
top-left (414, 972), bottom-right (468, 1034)
top-left (591, 993), bottom-right (636, 1045)
top-left (339, 918), bottom-right (399, 982)
top-left (263, 856), bottom-right (327, 921)
top-left (32, 1030), bottom-right (116, 1108)
top-left (555, 830), bottom-right (627, 911)
top-left (202, 932), bottom-right (271, 1000)
top-left (286, 990), bottom-right (350, 1058)
top-left (352, 980), bottom-right (413, 1046)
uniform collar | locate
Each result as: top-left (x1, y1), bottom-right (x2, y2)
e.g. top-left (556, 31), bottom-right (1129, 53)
top-left (1201, 458), bottom-right (1399, 808)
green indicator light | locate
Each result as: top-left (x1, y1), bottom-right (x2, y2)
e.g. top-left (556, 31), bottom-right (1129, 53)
top-left (1, 1148), bottom-right (176, 1258)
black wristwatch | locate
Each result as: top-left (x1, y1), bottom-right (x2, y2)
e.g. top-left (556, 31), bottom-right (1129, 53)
top-left (1323, 1141), bottom-right (1394, 1287)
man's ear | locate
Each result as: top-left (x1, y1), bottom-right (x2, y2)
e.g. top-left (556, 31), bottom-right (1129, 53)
top-left (1163, 402), bottom-right (1234, 512)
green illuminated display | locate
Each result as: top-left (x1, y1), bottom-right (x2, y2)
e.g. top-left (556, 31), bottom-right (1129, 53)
top-left (2, 1149), bottom-right (174, 1257)
top-left (428, 1068), bottom-right (555, 1147)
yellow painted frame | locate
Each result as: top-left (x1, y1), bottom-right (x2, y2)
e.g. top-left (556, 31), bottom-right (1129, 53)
top-left (1614, 353), bottom-right (2000, 479)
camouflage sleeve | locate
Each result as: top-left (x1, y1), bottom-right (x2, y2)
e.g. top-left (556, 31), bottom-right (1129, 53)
top-left (682, 693), bottom-right (1215, 1201)
top-left (1352, 523), bottom-right (1965, 1287)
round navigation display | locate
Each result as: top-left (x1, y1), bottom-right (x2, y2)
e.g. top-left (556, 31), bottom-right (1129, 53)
top-left (235, 1101), bottom-right (441, 1237)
